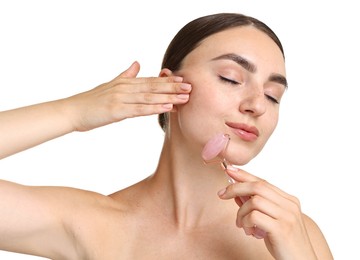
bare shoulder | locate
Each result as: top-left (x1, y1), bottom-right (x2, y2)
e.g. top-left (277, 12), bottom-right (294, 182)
top-left (302, 213), bottom-right (334, 259)
top-left (0, 180), bottom-right (129, 259)
top-left (44, 185), bottom-right (135, 258)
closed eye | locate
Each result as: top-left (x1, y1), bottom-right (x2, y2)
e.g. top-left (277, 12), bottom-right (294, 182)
top-left (265, 94), bottom-right (279, 104)
top-left (219, 75), bottom-right (239, 85)
top-left (219, 75), bottom-right (280, 104)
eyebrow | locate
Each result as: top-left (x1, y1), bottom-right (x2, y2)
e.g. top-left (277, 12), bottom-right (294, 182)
top-left (211, 53), bottom-right (288, 89)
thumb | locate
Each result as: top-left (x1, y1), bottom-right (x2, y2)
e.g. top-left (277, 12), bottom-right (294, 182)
top-left (118, 61), bottom-right (141, 78)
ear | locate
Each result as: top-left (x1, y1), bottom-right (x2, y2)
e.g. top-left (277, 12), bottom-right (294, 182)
top-left (158, 68), bottom-right (178, 113)
top-left (159, 68), bottom-right (173, 77)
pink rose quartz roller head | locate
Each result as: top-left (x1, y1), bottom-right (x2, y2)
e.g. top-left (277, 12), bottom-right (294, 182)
top-left (201, 133), bottom-right (231, 172)
top-left (201, 133), bottom-right (267, 239)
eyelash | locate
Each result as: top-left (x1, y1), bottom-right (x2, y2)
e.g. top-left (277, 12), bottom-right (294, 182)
top-left (219, 75), bottom-right (239, 85)
top-left (219, 75), bottom-right (279, 104)
top-left (265, 95), bottom-right (279, 104)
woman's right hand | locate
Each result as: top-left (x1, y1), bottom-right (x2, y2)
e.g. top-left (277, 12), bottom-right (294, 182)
top-left (64, 61), bottom-right (191, 132)
top-left (0, 61), bottom-right (191, 159)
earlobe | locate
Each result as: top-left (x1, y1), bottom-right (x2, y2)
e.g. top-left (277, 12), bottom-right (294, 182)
top-left (159, 68), bottom-right (173, 77)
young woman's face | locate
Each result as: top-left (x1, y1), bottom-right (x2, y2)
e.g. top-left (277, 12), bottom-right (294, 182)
top-left (171, 26), bottom-right (287, 165)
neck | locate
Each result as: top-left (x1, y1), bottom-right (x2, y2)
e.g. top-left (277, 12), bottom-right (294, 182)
top-left (146, 133), bottom-right (234, 230)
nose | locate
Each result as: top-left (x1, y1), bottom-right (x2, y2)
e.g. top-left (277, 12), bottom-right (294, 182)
top-left (238, 83), bottom-right (266, 117)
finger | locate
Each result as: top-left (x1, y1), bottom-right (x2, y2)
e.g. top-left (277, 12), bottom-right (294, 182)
top-left (225, 165), bottom-right (262, 182)
top-left (218, 181), bottom-right (272, 201)
top-left (113, 67), bottom-right (186, 86)
top-left (116, 103), bottom-right (175, 119)
top-left (243, 223), bottom-right (267, 239)
top-left (239, 210), bottom-right (270, 239)
top-left (236, 212), bottom-right (267, 239)
top-left (113, 79), bottom-right (191, 95)
top-left (220, 181), bottom-right (302, 240)
top-left (117, 61), bottom-right (141, 78)
top-left (120, 92), bottom-right (190, 105)
top-left (136, 81), bottom-right (192, 94)
top-left (242, 225), bottom-right (266, 240)
top-left (218, 181), bottom-right (297, 220)
top-left (234, 196), bottom-right (245, 207)
top-left (225, 166), bottom-right (299, 204)
top-left (236, 208), bottom-right (268, 239)
top-left (237, 194), bottom-right (282, 224)
top-left (218, 181), bottom-right (281, 226)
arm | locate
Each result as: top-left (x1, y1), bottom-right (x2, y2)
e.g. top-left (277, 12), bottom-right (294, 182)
top-left (0, 179), bottom-right (118, 259)
top-left (0, 61), bottom-right (190, 257)
top-left (0, 179), bottom-right (77, 258)
top-left (0, 61), bottom-right (191, 159)
top-left (0, 98), bottom-right (76, 159)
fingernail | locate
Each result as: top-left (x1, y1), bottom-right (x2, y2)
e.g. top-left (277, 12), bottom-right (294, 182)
top-left (162, 104), bottom-right (173, 110)
top-left (236, 219), bottom-right (243, 228)
top-left (253, 228), bottom-right (267, 239)
top-left (226, 165), bottom-right (238, 172)
top-left (217, 188), bottom-right (226, 196)
top-left (173, 76), bottom-right (183, 82)
top-left (180, 83), bottom-right (191, 91)
top-left (177, 94), bottom-right (189, 100)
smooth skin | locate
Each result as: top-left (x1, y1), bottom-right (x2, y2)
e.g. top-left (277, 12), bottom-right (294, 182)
top-left (0, 27), bottom-right (333, 259)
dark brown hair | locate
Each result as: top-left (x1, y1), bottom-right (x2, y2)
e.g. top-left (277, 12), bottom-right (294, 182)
top-left (159, 13), bottom-right (284, 131)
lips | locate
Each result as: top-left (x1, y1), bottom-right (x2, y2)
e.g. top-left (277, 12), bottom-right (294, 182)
top-left (225, 122), bottom-right (259, 142)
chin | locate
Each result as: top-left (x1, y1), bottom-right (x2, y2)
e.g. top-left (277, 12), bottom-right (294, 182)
top-left (226, 155), bottom-right (253, 166)
top-left (225, 145), bottom-right (260, 166)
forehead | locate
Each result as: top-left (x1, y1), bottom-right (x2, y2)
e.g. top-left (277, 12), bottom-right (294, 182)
top-left (183, 26), bottom-right (286, 75)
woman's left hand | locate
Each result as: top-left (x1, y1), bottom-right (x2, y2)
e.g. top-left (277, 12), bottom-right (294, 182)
top-left (217, 166), bottom-right (318, 260)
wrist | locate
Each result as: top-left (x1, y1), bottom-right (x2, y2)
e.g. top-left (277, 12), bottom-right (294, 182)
top-left (55, 96), bottom-right (79, 133)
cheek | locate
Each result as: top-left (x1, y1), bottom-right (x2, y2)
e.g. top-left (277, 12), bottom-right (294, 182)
top-left (178, 85), bottom-right (215, 129)
top-left (187, 76), bottom-right (232, 112)
top-left (175, 80), bottom-right (229, 142)
top-left (260, 111), bottom-right (279, 143)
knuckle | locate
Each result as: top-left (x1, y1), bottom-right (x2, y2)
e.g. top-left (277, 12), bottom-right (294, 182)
top-left (167, 77), bottom-right (177, 83)
top-left (225, 184), bottom-right (235, 195)
top-left (134, 104), bottom-right (145, 114)
top-left (252, 180), bottom-right (267, 193)
top-left (113, 91), bottom-right (125, 101)
top-left (281, 212), bottom-right (299, 231)
top-left (106, 102), bottom-right (124, 121)
top-left (248, 210), bottom-right (261, 223)
top-left (291, 195), bottom-right (301, 207)
top-left (126, 104), bottom-right (145, 118)
top-left (289, 196), bottom-right (302, 213)
top-left (143, 93), bottom-right (153, 102)
top-left (148, 82), bottom-right (159, 92)
top-left (250, 195), bottom-right (261, 207)
top-left (107, 93), bottom-right (123, 108)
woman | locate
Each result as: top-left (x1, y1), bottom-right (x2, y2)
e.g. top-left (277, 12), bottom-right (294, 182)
top-left (0, 13), bottom-right (333, 259)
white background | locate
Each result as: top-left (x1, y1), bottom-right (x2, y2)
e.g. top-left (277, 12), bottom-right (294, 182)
top-left (0, 0), bottom-right (359, 259)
